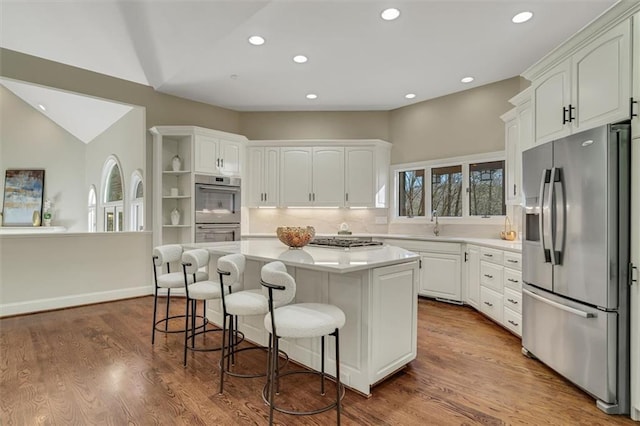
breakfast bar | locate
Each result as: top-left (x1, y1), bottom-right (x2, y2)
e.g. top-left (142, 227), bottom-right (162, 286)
top-left (185, 239), bottom-right (420, 396)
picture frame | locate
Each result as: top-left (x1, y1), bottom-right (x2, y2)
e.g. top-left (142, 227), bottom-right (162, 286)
top-left (2, 169), bottom-right (45, 226)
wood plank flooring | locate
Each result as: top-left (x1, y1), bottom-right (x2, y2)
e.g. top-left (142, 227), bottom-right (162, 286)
top-left (0, 297), bottom-right (634, 425)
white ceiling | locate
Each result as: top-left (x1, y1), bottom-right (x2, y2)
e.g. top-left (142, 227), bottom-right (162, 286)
top-left (0, 0), bottom-right (618, 112)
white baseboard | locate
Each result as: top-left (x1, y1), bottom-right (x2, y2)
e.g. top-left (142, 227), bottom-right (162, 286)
top-left (0, 285), bottom-right (154, 317)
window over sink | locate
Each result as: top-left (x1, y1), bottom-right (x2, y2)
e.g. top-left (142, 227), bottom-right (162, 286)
top-left (392, 152), bottom-right (505, 223)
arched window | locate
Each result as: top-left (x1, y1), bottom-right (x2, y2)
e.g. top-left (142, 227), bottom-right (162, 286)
top-left (130, 170), bottom-right (144, 231)
top-left (101, 156), bottom-right (124, 232)
top-left (88, 185), bottom-right (97, 232)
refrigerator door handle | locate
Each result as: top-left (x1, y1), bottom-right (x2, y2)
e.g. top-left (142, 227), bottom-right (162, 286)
top-left (539, 169), bottom-right (552, 263)
top-left (523, 289), bottom-right (596, 318)
top-left (552, 167), bottom-right (565, 265)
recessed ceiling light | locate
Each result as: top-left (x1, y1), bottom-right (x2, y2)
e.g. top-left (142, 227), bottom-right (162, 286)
top-left (293, 55), bottom-right (308, 64)
top-left (248, 35), bottom-right (265, 46)
top-left (38, 104), bottom-right (46, 111)
top-left (461, 76), bottom-right (474, 83)
top-left (512, 11), bottom-right (533, 24)
top-left (306, 93), bottom-right (318, 100)
top-left (381, 8), bottom-right (400, 21)
top-left (405, 93), bottom-right (416, 99)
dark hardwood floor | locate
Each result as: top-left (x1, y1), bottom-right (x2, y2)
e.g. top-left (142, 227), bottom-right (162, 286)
top-left (0, 297), bottom-right (633, 425)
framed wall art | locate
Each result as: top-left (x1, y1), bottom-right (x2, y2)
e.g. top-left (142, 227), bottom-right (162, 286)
top-left (2, 169), bottom-right (45, 226)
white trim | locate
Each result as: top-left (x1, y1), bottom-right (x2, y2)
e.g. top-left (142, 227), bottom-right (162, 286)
top-left (0, 285), bottom-right (153, 318)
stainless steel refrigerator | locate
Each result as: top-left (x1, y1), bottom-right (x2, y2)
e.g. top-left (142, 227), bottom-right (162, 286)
top-left (521, 123), bottom-right (630, 414)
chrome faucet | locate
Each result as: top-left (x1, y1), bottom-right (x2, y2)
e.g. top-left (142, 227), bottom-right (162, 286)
top-left (431, 209), bottom-right (440, 236)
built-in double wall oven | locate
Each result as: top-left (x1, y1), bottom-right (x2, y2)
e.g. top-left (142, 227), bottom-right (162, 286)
top-left (194, 174), bottom-right (241, 243)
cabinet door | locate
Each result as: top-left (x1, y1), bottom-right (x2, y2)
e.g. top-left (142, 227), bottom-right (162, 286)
top-left (280, 147), bottom-right (313, 206)
top-left (419, 252), bottom-right (461, 302)
top-left (632, 12), bottom-right (640, 140)
top-left (263, 147), bottom-right (279, 206)
top-left (312, 147), bottom-right (344, 206)
top-left (505, 116), bottom-right (520, 205)
top-left (219, 139), bottom-right (242, 176)
top-left (194, 135), bottom-right (219, 174)
top-left (465, 245), bottom-right (481, 308)
top-left (572, 19), bottom-right (631, 132)
top-left (247, 147), bottom-right (264, 207)
top-left (345, 147), bottom-right (375, 207)
top-left (518, 100), bottom-right (534, 151)
top-left (533, 59), bottom-right (571, 144)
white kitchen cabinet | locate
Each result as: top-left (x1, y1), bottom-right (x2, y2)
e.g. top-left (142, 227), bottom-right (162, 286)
top-left (345, 147), bottom-right (375, 207)
top-left (150, 126), bottom-right (247, 248)
top-left (385, 239), bottom-right (462, 302)
top-left (464, 245), bottom-right (481, 309)
top-left (531, 19), bottom-right (632, 144)
top-left (280, 146), bottom-right (344, 206)
top-left (194, 134), bottom-right (243, 176)
top-left (502, 109), bottom-right (520, 205)
top-left (419, 252), bottom-right (462, 301)
top-left (247, 146), bottom-right (279, 207)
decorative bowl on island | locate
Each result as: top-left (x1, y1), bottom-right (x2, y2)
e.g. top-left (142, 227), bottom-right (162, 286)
top-left (276, 226), bottom-right (316, 249)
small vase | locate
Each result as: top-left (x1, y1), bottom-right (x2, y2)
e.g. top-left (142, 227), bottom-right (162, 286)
top-left (32, 210), bottom-right (41, 227)
top-left (171, 155), bottom-right (182, 172)
top-left (43, 211), bottom-right (52, 227)
top-left (170, 208), bottom-right (180, 225)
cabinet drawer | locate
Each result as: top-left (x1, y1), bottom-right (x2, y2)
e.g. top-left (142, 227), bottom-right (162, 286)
top-left (480, 247), bottom-right (503, 264)
top-left (480, 261), bottom-right (503, 292)
top-left (480, 286), bottom-right (503, 323)
top-left (503, 252), bottom-right (522, 270)
top-left (503, 307), bottom-right (522, 336)
top-left (503, 268), bottom-right (522, 292)
top-left (503, 287), bottom-right (522, 314)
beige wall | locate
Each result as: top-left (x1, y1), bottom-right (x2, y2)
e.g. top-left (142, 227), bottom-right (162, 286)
top-left (0, 48), bottom-right (240, 133)
top-left (239, 111), bottom-right (390, 140)
top-left (389, 77), bottom-right (521, 164)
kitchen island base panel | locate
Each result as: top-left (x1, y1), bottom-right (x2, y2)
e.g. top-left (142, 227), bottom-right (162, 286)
top-left (205, 256), bottom-right (419, 396)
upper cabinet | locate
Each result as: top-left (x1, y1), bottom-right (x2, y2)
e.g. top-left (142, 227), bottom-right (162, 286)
top-left (501, 88), bottom-right (531, 206)
top-left (529, 19), bottom-right (633, 145)
top-left (194, 131), bottom-right (244, 177)
top-left (248, 140), bottom-right (391, 208)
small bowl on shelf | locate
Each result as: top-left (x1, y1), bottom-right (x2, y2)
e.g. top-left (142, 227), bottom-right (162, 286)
top-left (276, 226), bottom-right (316, 249)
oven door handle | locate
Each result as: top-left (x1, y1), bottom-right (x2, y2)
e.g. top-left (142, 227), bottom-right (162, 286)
top-left (196, 184), bottom-right (240, 192)
top-left (197, 224), bottom-right (240, 229)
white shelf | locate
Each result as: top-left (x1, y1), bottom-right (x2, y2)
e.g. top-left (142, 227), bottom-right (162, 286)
top-left (162, 195), bottom-right (191, 199)
top-left (163, 224), bottom-right (191, 228)
top-left (163, 170), bottom-right (191, 175)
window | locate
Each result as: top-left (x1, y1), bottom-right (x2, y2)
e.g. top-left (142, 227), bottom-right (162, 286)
top-left (398, 169), bottom-right (425, 217)
top-left (393, 152), bottom-right (505, 222)
top-left (130, 171), bottom-right (144, 231)
top-left (431, 165), bottom-right (462, 217)
top-left (469, 161), bottom-right (505, 216)
top-left (102, 156), bottom-right (124, 232)
top-left (88, 185), bottom-right (97, 232)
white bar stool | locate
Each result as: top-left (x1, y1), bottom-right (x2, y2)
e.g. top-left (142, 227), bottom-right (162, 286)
top-left (217, 254), bottom-right (289, 394)
top-left (151, 244), bottom-right (207, 344)
top-left (181, 249), bottom-right (243, 367)
top-left (260, 261), bottom-right (346, 425)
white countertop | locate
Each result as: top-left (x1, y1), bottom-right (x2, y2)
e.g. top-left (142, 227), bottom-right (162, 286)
top-left (184, 239), bottom-right (420, 273)
top-left (242, 233), bottom-right (522, 253)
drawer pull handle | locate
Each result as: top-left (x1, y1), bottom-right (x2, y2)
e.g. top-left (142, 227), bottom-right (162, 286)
top-left (483, 301), bottom-right (493, 307)
top-left (508, 278), bottom-right (519, 283)
top-left (484, 254), bottom-right (493, 257)
top-left (484, 274), bottom-right (493, 279)
top-left (508, 320), bottom-right (519, 326)
top-left (507, 259), bottom-right (518, 263)
top-left (507, 298), bottom-right (518, 305)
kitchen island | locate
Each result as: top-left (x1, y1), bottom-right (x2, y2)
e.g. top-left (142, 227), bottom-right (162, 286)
top-left (186, 239), bottom-right (420, 396)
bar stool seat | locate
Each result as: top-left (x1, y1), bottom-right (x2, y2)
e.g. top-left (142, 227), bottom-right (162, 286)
top-left (225, 289), bottom-right (268, 315)
top-left (263, 303), bottom-right (345, 338)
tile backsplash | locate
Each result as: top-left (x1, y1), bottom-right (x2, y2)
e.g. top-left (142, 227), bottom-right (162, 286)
top-left (246, 207), bottom-right (521, 240)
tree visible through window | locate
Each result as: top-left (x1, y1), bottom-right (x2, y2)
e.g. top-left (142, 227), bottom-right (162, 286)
top-left (103, 159), bottom-right (124, 232)
top-left (469, 161), bottom-right (505, 216)
top-left (398, 169), bottom-right (424, 217)
top-left (431, 165), bottom-right (462, 217)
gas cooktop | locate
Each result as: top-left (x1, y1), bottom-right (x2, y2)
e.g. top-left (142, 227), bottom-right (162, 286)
top-left (308, 237), bottom-right (384, 248)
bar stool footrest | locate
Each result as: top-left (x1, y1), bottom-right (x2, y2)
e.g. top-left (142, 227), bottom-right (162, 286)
top-left (186, 328), bottom-right (244, 353)
top-left (220, 347), bottom-right (289, 379)
top-left (154, 314), bottom-right (207, 334)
